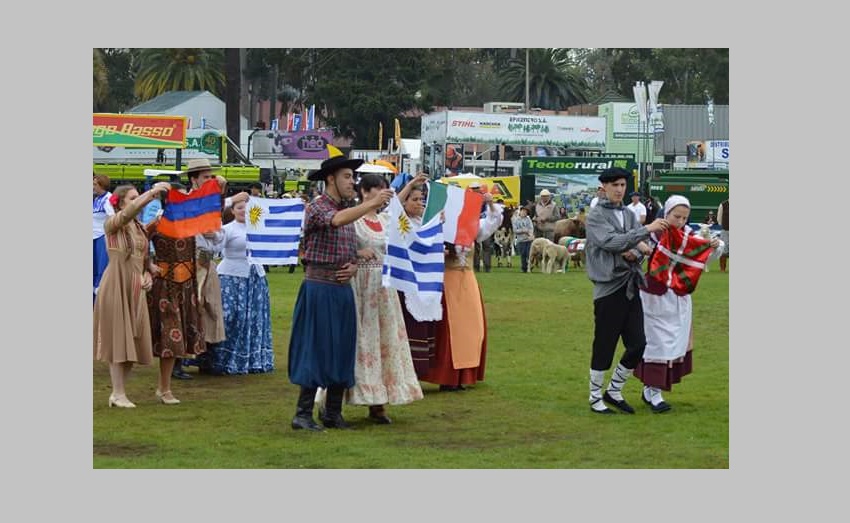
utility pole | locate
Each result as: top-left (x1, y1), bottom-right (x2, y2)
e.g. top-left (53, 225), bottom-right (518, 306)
top-left (525, 48), bottom-right (530, 112)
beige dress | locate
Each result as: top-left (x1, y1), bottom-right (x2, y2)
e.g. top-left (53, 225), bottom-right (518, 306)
top-left (93, 210), bottom-right (154, 365)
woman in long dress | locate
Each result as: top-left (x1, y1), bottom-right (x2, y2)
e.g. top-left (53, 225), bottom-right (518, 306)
top-left (345, 173), bottom-right (423, 423)
top-left (208, 199), bottom-right (274, 374)
top-left (636, 195), bottom-right (720, 412)
top-left (93, 182), bottom-right (171, 407)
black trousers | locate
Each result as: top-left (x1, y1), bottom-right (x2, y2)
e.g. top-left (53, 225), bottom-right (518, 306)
top-left (591, 285), bottom-right (646, 371)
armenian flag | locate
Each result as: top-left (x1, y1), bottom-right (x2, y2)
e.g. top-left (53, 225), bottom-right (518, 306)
top-left (157, 179), bottom-right (221, 239)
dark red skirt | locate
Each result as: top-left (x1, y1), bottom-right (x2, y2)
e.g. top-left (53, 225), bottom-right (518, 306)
top-left (634, 351), bottom-right (693, 391)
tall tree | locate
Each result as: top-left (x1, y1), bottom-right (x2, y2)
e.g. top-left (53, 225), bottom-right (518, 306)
top-left (134, 48), bottom-right (225, 101)
top-left (225, 48), bottom-right (242, 161)
top-left (99, 48), bottom-right (138, 112)
top-left (93, 49), bottom-right (109, 111)
top-left (307, 48), bottom-right (431, 148)
top-left (499, 48), bottom-right (589, 110)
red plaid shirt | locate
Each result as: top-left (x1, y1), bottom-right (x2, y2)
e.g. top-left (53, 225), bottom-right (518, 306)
top-left (302, 194), bottom-right (357, 267)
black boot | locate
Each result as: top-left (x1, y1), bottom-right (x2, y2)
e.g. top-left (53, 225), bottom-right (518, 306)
top-left (172, 359), bottom-right (193, 380)
top-left (291, 387), bottom-right (324, 431)
top-left (321, 386), bottom-right (353, 429)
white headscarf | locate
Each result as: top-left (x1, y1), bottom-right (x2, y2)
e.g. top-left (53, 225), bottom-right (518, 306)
top-left (664, 195), bottom-right (690, 217)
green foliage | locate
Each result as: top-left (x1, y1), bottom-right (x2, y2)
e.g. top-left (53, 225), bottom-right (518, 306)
top-left (134, 48), bottom-right (226, 101)
top-left (499, 48), bottom-right (589, 110)
top-left (93, 259), bottom-right (728, 469)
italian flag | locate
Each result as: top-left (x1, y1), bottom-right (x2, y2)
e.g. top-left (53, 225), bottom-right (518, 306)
top-left (422, 181), bottom-right (483, 247)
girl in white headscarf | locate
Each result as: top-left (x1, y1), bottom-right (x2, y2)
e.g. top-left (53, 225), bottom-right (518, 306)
top-left (635, 195), bottom-right (721, 413)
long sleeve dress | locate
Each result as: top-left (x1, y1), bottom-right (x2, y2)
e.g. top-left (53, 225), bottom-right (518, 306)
top-left (346, 214), bottom-right (424, 406)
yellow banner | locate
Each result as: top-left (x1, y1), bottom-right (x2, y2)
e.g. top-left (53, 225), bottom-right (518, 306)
top-left (439, 176), bottom-right (521, 207)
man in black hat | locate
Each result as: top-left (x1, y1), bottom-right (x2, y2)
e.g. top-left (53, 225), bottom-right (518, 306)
top-left (627, 191), bottom-right (647, 224)
top-left (584, 167), bottom-right (670, 414)
top-left (287, 152), bottom-right (394, 431)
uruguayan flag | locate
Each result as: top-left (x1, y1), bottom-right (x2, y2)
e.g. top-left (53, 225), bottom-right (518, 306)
top-left (245, 197), bottom-right (304, 265)
top-left (382, 195), bottom-right (444, 321)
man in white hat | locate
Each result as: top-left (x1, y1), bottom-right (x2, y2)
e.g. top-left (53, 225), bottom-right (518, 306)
top-left (533, 189), bottom-right (558, 241)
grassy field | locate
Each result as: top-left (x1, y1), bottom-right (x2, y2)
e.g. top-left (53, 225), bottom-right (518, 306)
top-left (93, 257), bottom-right (728, 469)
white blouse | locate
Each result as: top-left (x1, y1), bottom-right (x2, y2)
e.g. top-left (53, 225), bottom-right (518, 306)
top-left (216, 221), bottom-right (265, 278)
top-left (92, 192), bottom-right (115, 240)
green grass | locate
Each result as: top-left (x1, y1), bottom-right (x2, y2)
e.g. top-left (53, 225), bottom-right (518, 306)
top-left (93, 257), bottom-right (728, 469)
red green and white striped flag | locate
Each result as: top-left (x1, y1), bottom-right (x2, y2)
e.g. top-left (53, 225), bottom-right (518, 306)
top-left (422, 182), bottom-right (483, 248)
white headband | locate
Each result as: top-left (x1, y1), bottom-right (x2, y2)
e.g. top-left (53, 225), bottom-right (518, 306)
top-left (664, 195), bottom-right (691, 217)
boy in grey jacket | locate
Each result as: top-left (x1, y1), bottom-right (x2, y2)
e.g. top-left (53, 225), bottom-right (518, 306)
top-left (584, 168), bottom-right (669, 414)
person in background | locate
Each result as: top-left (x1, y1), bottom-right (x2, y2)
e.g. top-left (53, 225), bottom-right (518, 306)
top-left (627, 191), bottom-right (647, 225)
top-left (94, 181), bottom-right (171, 407)
top-left (93, 173), bottom-right (115, 304)
top-left (717, 199), bottom-right (729, 272)
top-left (512, 206), bottom-right (534, 273)
top-left (533, 189), bottom-right (558, 240)
top-left (249, 182), bottom-right (263, 197)
top-left (589, 186), bottom-right (605, 209)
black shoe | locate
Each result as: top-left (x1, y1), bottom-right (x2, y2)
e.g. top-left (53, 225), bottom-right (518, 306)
top-left (292, 387), bottom-right (324, 431)
top-left (590, 403), bottom-right (616, 414)
top-left (641, 392), bottom-right (672, 413)
top-left (368, 406), bottom-right (392, 424)
top-left (603, 391), bottom-right (635, 414)
top-left (291, 415), bottom-right (324, 431)
top-left (172, 369), bottom-right (193, 380)
top-left (321, 386), bottom-right (354, 430)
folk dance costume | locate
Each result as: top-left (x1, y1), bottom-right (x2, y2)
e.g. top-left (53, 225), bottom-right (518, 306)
top-left (419, 203), bottom-right (502, 390)
top-left (288, 190), bottom-right (360, 430)
top-left (346, 214), bottom-right (423, 420)
top-left (93, 191), bottom-right (115, 303)
top-left (636, 195), bottom-right (713, 412)
top-left (584, 168), bottom-right (652, 414)
top-left (208, 221), bottom-right (274, 375)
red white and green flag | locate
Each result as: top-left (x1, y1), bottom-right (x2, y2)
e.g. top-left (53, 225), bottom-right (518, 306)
top-left (422, 182), bottom-right (483, 248)
top-left (647, 227), bottom-right (713, 295)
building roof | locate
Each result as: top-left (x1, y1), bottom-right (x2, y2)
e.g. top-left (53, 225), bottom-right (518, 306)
top-left (126, 91), bottom-right (208, 113)
top-left (590, 90), bottom-right (632, 105)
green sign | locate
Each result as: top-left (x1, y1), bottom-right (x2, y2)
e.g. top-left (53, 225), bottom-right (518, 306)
top-left (521, 156), bottom-right (637, 175)
top-left (186, 131), bottom-right (221, 155)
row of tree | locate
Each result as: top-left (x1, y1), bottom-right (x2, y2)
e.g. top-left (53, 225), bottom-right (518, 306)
top-left (93, 48), bottom-right (728, 149)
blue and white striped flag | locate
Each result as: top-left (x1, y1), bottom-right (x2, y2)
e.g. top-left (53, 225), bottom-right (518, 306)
top-left (245, 197), bottom-right (304, 266)
top-left (382, 195), bottom-right (444, 321)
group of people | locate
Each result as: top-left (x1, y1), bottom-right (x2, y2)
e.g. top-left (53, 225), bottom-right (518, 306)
top-left (93, 155), bottom-right (726, 424)
top-left (93, 159), bottom-right (274, 409)
top-left (287, 155), bottom-right (502, 431)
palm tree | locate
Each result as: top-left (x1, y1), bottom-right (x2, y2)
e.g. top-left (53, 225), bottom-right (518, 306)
top-left (134, 48), bottom-right (225, 101)
top-left (93, 49), bottom-right (109, 111)
top-left (500, 48), bottom-right (589, 110)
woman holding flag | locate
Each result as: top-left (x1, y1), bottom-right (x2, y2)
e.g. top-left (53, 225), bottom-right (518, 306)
top-left (343, 173), bottom-right (423, 424)
top-left (635, 195), bottom-right (720, 413)
top-left (146, 159), bottom-right (229, 405)
top-left (420, 183), bottom-right (502, 391)
top-left (93, 181), bottom-right (171, 408)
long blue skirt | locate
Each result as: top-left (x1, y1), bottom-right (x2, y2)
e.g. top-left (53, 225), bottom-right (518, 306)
top-left (209, 266), bottom-right (274, 375)
top-left (288, 279), bottom-right (357, 388)
top-left (93, 236), bottom-right (109, 304)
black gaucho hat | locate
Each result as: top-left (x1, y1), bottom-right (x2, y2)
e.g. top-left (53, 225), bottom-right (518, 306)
top-left (598, 167), bottom-right (631, 183)
top-left (307, 155), bottom-right (365, 182)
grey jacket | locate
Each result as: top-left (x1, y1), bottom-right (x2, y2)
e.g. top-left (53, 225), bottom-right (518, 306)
top-left (585, 198), bottom-right (650, 300)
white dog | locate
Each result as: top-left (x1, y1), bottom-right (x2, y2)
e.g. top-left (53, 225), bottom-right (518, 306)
top-left (697, 224), bottom-right (725, 272)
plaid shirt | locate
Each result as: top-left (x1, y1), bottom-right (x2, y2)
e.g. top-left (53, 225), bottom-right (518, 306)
top-left (302, 194), bottom-right (357, 267)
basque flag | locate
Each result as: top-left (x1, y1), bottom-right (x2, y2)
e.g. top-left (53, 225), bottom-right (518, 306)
top-left (158, 179), bottom-right (221, 239)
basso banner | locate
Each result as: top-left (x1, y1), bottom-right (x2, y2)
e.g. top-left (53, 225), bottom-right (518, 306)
top-left (438, 175), bottom-right (521, 206)
top-left (93, 113), bottom-right (188, 148)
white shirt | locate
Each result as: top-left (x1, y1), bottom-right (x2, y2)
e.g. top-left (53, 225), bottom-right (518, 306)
top-left (590, 196), bottom-right (600, 209)
top-left (93, 192), bottom-right (115, 239)
top-left (627, 201), bottom-right (647, 223)
top-left (216, 221), bottom-right (266, 278)
top-left (195, 230), bottom-right (225, 254)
